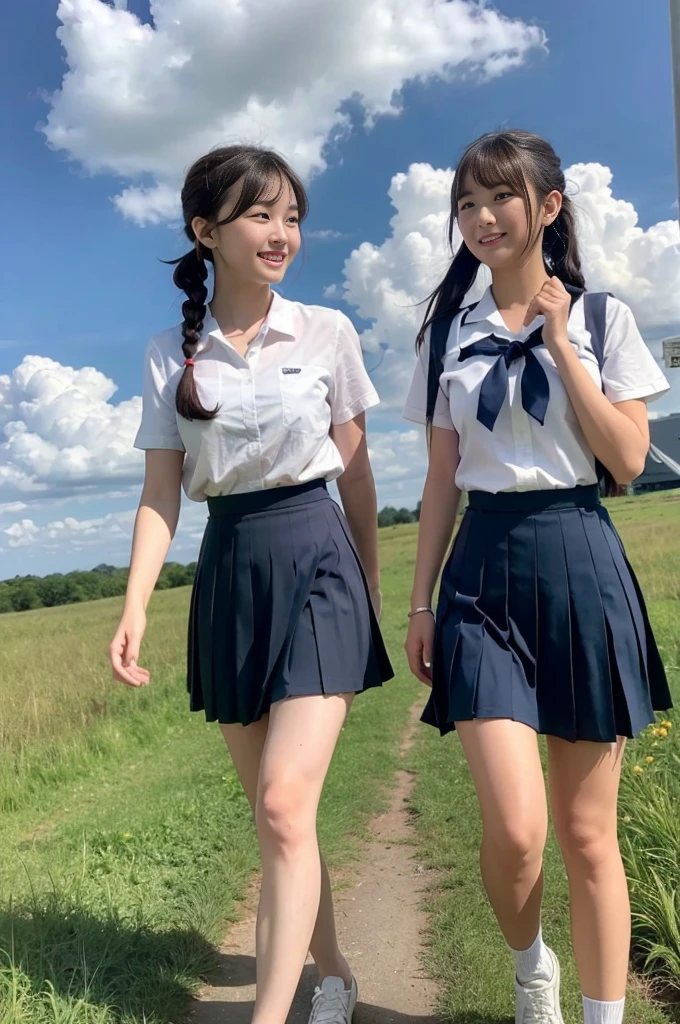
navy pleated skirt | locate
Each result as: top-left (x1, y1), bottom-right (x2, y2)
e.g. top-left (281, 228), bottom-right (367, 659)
top-left (187, 479), bottom-right (393, 726)
top-left (424, 486), bottom-right (671, 743)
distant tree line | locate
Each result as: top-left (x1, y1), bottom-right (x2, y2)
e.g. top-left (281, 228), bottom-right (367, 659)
top-left (377, 501), bottom-right (421, 528)
top-left (0, 562), bottom-right (197, 615)
top-left (1, 504), bottom-right (430, 615)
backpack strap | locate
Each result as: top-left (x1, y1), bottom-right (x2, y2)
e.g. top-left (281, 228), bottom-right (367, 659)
top-left (582, 290), bottom-right (619, 495)
top-left (582, 291), bottom-right (611, 373)
top-left (426, 302), bottom-right (478, 417)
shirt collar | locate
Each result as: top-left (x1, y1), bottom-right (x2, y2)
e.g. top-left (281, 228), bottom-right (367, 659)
top-left (459, 285), bottom-right (544, 347)
top-left (195, 289), bottom-right (296, 353)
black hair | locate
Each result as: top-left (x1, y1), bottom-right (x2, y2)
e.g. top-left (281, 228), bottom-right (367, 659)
top-left (168, 145), bottom-right (308, 421)
top-left (417, 130), bottom-right (585, 361)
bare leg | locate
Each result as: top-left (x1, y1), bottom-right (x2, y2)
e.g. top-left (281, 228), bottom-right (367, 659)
top-left (547, 736), bottom-right (629, 1001)
top-left (456, 719), bottom-right (548, 950)
top-left (220, 717), bottom-right (351, 985)
top-left (222, 693), bottom-right (352, 1024)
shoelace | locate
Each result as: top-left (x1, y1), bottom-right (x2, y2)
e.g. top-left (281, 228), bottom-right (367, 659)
top-left (522, 990), bottom-right (559, 1023)
top-left (309, 990), bottom-right (348, 1024)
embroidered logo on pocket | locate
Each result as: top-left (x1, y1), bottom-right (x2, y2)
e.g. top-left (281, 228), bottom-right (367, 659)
top-left (281, 367), bottom-right (302, 375)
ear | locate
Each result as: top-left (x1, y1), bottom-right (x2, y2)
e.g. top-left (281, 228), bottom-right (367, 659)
top-left (191, 216), bottom-right (218, 251)
top-left (542, 189), bottom-right (563, 227)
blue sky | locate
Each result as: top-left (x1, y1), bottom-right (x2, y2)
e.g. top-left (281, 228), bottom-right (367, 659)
top-left (1, 0), bottom-right (678, 576)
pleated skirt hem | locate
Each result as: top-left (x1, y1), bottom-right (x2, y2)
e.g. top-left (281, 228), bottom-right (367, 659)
top-left (196, 675), bottom-right (386, 726)
top-left (187, 480), bottom-right (394, 727)
top-left (423, 487), bottom-right (671, 744)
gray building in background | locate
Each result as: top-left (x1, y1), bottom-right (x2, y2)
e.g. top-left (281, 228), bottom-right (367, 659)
top-left (635, 413), bottom-right (680, 492)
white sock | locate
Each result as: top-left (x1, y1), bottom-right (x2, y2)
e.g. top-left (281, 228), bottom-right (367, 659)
top-left (583, 996), bottom-right (625, 1024)
top-left (511, 927), bottom-right (553, 985)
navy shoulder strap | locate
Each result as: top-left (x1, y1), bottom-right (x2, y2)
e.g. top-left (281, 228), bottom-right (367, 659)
top-left (428, 300), bottom-right (478, 356)
top-left (582, 291), bottom-right (611, 372)
top-left (582, 290), bottom-right (620, 496)
top-left (426, 302), bottom-right (478, 419)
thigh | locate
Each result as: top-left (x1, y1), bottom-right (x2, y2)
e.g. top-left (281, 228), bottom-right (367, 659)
top-left (547, 736), bottom-right (626, 842)
top-left (220, 716), bottom-right (269, 810)
top-left (456, 719), bottom-right (547, 840)
top-left (259, 694), bottom-right (353, 811)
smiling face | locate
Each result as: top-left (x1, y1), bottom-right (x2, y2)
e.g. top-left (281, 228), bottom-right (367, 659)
top-left (456, 175), bottom-right (537, 270)
top-left (451, 134), bottom-right (562, 273)
top-left (192, 173), bottom-right (302, 287)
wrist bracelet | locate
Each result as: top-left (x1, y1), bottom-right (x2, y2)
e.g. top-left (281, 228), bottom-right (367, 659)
top-left (408, 606), bottom-right (434, 619)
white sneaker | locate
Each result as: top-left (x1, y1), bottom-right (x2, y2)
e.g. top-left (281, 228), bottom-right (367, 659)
top-left (308, 975), bottom-right (358, 1024)
top-left (515, 947), bottom-right (565, 1024)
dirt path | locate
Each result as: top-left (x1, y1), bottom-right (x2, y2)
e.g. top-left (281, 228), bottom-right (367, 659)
top-left (186, 700), bottom-right (441, 1023)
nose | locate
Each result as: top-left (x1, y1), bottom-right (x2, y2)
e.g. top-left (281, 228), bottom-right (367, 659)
top-left (268, 216), bottom-right (289, 245)
top-left (477, 205), bottom-right (495, 227)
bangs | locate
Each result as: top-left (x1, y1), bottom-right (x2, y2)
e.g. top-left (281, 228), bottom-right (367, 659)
top-left (215, 153), bottom-right (309, 225)
top-left (453, 134), bottom-right (532, 217)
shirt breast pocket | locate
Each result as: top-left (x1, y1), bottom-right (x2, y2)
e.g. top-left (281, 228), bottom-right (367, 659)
top-left (279, 366), bottom-right (328, 433)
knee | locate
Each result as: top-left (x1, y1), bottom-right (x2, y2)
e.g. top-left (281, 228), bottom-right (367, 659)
top-left (256, 778), bottom-right (314, 851)
top-left (553, 813), bottom-right (616, 874)
top-left (483, 818), bottom-right (546, 873)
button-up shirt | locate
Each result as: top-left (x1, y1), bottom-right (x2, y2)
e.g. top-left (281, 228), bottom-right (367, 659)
top-left (403, 287), bottom-right (669, 493)
top-left (135, 291), bottom-right (379, 501)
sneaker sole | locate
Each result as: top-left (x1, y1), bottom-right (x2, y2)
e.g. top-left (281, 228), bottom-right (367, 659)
top-left (348, 977), bottom-right (358, 1023)
top-left (553, 957), bottom-right (565, 1024)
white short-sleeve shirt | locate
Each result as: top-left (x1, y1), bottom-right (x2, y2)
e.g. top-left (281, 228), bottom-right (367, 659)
top-left (403, 286), bottom-right (670, 493)
top-left (135, 290), bottom-right (379, 501)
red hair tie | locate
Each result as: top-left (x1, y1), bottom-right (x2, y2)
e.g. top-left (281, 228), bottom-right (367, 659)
top-left (184, 358), bottom-right (195, 367)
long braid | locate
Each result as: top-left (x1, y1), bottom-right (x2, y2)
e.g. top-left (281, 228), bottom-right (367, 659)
top-left (172, 245), bottom-right (218, 421)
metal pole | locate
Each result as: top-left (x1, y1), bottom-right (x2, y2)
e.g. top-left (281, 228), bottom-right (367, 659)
top-left (671, 0), bottom-right (680, 212)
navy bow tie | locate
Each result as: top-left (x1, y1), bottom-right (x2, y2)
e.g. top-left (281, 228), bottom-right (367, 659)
top-left (458, 327), bottom-right (549, 431)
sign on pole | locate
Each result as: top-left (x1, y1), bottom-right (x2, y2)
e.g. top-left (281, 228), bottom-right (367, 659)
top-left (662, 337), bottom-right (680, 368)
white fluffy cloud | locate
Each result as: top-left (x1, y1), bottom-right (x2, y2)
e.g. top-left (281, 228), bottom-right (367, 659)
top-left (43, 0), bottom-right (546, 224)
top-left (569, 163), bottom-right (680, 329)
top-left (341, 160), bottom-right (680, 411)
top-left (0, 356), bottom-right (143, 502)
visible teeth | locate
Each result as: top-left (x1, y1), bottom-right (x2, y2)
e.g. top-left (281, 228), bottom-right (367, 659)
top-left (260, 254), bottom-right (284, 261)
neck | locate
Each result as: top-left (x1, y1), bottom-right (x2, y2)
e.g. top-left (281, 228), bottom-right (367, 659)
top-left (209, 270), bottom-right (272, 335)
top-left (490, 249), bottom-right (551, 311)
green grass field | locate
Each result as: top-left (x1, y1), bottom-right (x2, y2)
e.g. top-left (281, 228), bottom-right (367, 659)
top-left (0, 490), bottom-right (678, 1023)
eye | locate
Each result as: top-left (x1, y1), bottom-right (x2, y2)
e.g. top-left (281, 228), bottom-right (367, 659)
top-left (494, 191), bottom-right (513, 201)
top-left (459, 201), bottom-right (473, 211)
top-left (252, 211), bottom-right (269, 220)
top-left (287, 215), bottom-right (300, 225)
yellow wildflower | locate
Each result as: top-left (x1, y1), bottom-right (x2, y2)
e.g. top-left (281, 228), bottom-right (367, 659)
top-left (645, 756), bottom-right (655, 764)
top-left (659, 728), bottom-right (668, 738)
top-left (661, 721), bottom-right (672, 730)
top-left (633, 765), bottom-right (644, 775)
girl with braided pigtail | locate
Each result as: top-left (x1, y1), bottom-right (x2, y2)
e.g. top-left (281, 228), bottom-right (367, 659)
top-left (110, 144), bottom-right (393, 1024)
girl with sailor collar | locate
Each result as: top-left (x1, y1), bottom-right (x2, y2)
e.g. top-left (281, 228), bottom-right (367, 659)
top-left (111, 145), bottom-right (393, 1024)
top-left (404, 130), bottom-right (671, 1024)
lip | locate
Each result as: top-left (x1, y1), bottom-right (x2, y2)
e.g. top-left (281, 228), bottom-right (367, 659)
top-left (257, 251), bottom-right (287, 265)
top-left (478, 232), bottom-right (506, 247)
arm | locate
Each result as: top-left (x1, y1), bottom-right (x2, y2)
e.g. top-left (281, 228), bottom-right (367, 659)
top-left (526, 279), bottom-right (650, 485)
top-left (110, 448), bottom-right (185, 686)
top-left (331, 413), bottom-right (381, 607)
top-left (405, 426), bottom-right (462, 683)
top-left (546, 346), bottom-right (649, 485)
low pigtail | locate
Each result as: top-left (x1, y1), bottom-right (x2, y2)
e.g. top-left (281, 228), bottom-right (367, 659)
top-left (172, 247), bottom-right (219, 422)
top-left (543, 196), bottom-right (585, 291)
top-left (417, 243), bottom-right (481, 428)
